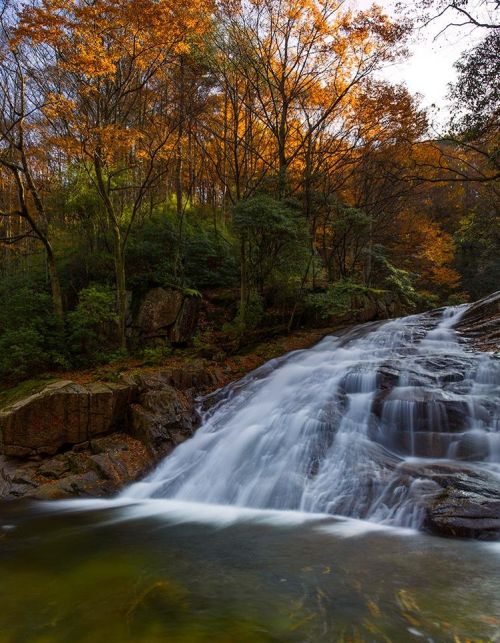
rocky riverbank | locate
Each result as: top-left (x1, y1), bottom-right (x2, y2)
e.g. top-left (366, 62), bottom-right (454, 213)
top-left (0, 327), bottom-right (335, 501)
top-left (0, 367), bottom-right (218, 500)
top-left (0, 292), bottom-right (499, 541)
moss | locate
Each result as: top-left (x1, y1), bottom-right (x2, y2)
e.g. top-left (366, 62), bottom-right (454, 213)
top-left (0, 377), bottom-right (58, 410)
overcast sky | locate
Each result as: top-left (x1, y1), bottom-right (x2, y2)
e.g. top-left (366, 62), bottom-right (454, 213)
top-left (353, 0), bottom-right (487, 130)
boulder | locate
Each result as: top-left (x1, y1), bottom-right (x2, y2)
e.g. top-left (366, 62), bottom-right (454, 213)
top-left (170, 296), bottom-right (201, 345)
top-left (422, 465), bottom-right (500, 540)
top-left (129, 385), bottom-right (198, 459)
top-left (386, 461), bottom-right (500, 540)
top-left (135, 287), bottom-right (200, 346)
top-left (0, 381), bottom-right (136, 458)
top-left (136, 287), bottom-right (184, 336)
top-left (3, 433), bottom-right (153, 501)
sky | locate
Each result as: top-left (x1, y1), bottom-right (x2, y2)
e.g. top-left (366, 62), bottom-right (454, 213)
top-left (353, 0), bottom-right (488, 131)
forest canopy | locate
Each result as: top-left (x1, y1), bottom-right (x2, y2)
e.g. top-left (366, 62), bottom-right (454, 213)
top-left (0, 0), bottom-right (498, 380)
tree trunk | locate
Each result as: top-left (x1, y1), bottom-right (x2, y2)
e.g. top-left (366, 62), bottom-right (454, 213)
top-left (240, 237), bottom-right (247, 321)
top-left (112, 223), bottom-right (127, 350)
top-left (46, 242), bottom-right (64, 320)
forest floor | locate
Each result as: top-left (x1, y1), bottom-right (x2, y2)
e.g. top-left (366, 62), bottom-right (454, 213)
top-left (0, 324), bottom-right (345, 408)
top-left (62, 325), bottom-right (344, 390)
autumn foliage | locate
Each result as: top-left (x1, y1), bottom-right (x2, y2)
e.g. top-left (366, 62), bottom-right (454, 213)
top-left (0, 0), bottom-right (497, 375)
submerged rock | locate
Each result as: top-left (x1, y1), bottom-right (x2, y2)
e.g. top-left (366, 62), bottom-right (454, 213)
top-left (371, 460), bottom-right (500, 540)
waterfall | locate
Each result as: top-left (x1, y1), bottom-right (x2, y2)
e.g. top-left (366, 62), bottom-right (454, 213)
top-left (124, 305), bottom-right (500, 528)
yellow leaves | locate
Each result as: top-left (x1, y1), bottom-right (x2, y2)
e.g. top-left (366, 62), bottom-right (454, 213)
top-left (69, 45), bottom-right (117, 78)
top-left (42, 93), bottom-right (76, 122)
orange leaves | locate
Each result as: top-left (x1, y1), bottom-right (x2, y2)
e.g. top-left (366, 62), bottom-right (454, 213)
top-left (16, 0), bottom-right (213, 82)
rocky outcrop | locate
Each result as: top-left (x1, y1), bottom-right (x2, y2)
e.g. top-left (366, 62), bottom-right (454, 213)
top-left (0, 365), bottom-right (221, 501)
top-left (125, 367), bottom-right (220, 460)
top-left (351, 291), bottom-right (404, 323)
top-left (0, 434), bottom-right (152, 500)
top-left (135, 287), bottom-right (201, 346)
top-left (0, 381), bottom-right (136, 458)
top-left (456, 290), bottom-right (500, 352)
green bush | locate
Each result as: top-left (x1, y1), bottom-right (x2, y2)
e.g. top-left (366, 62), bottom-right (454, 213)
top-left (67, 285), bottom-right (119, 365)
top-left (0, 284), bottom-right (67, 380)
top-left (233, 194), bottom-right (309, 295)
top-left (126, 214), bottom-right (178, 293)
top-left (303, 280), bottom-right (369, 321)
top-left (370, 246), bottom-right (418, 307)
top-left (184, 227), bottom-right (238, 289)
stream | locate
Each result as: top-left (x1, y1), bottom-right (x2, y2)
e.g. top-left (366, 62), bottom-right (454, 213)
top-left (1, 305), bottom-right (499, 642)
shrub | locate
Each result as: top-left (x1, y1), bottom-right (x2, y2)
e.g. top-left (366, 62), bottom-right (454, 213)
top-left (0, 284), bottom-right (67, 380)
top-left (67, 285), bottom-right (119, 365)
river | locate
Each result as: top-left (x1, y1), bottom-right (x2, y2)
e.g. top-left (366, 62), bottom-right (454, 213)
top-left (1, 305), bottom-right (499, 641)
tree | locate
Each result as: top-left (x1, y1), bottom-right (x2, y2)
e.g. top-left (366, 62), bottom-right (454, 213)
top-left (233, 194), bottom-right (307, 320)
top-left (0, 16), bottom-right (64, 318)
top-left (16, 0), bottom-right (213, 347)
top-left (449, 30), bottom-right (499, 138)
top-left (216, 0), bottom-right (408, 199)
top-left (402, 0), bottom-right (499, 32)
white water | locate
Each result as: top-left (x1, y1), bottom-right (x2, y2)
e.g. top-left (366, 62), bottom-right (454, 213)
top-left (123, 306), bottom-right (500, 529)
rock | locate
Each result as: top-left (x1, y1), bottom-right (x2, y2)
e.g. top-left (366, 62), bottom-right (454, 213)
top-left (124, 365), bottom-right (220, 392)
top-left (135, 287), bottom-right (201, 346)
top-left (456, 290), bottom-right (500, 352)
top-left (129, 385), bottom-right (198, 459)
top-left (356, 296), bottom-right (378, 323)
top-left (0, 381), bottom-right (137, 458)
top-left (386, 461), bottom-right (500, 540)
top-left (2, 433), bottom-right (153, 501)
top-left (136, 287), bottom-right (184, 336)
top-left (422, 466), bottom-right (500, 541)
top-left (37, 457), bottom-right (70, 479)
top-left (170, 296), bottom-right (201, 345)
top-left (0, 364), bottom-right (219, 501)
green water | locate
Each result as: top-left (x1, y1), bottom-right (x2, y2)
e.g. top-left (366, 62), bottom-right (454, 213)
top-left (0, 500), bottom-right (499, 642)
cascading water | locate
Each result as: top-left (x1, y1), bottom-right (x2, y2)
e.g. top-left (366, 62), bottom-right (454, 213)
top-left (124, 305), bottom-right (500, 529)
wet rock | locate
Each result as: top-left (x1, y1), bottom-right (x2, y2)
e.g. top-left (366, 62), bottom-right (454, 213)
top-left (129, 385), bottom-right (198, 459)
top-left (423, 469), bottom-right (500, 540)
top-left (7, 434), bottom-right (153, 501)
top-left (372, 388), bottom-right (469, 438)
top-left (0, 362), bottom-right (220, 501)
top-left (387, 461), bottom-right (500, 540)
top-left (456, 290), bottom-right (500, 352)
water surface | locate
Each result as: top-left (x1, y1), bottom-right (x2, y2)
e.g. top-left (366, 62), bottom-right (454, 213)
top-left (0, 500), bottom-right (499, 642)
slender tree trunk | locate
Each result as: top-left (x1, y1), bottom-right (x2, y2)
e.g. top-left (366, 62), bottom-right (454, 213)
top-left (112, 223), bottom-right (127, 350)
top-left (93, 152), bottom-right (127, 349)
top-left (240, 237), bottom-right (247, 321)
top-left (45, 242), bottom-right (64, 320)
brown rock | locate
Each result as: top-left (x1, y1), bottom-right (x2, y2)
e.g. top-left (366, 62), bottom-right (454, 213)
top-left (134, 287), bottom-right (201, 346)
top-left (136, 287), bottom-right (184, 336)
top-left (0, 381), bottom-right (137, 458)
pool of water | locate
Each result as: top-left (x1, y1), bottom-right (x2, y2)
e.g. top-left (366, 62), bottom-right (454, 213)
top-left (1, 499), bottom-right (499, 642)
